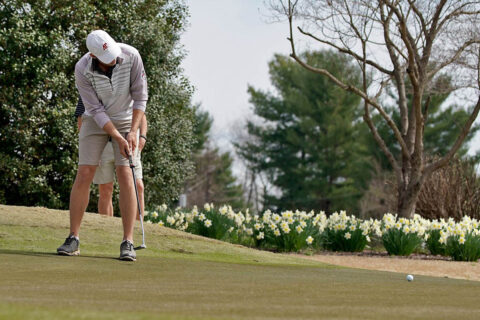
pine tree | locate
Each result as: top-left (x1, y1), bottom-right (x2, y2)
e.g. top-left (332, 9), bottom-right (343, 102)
top-left (237, 51), bottom-right (370, 213)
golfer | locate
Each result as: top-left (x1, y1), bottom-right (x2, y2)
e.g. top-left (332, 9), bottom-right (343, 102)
top-left (76, 97), bottom-right (147, 218)
top-left (57, 30), bottom-right (148, 261)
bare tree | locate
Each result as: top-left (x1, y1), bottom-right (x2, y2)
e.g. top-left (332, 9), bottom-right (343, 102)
top-left (269, 0), bottom-right (480, 217)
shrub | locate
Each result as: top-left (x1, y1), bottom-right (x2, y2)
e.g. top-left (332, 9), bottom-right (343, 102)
top-left (322, 211), bottom-right (374, 252)
top-left (381, 214), bottom-right (425, 256)
top-left (445, 233), bottom-right (480, 261)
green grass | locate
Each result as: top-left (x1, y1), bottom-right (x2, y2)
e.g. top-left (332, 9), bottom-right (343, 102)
top-left (1, 205), bottom-right (480, 319)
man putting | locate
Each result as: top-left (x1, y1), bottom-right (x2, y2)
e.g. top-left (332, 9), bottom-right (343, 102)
top-left (76, 96), bottom-right (147, 218)
top-left (57, 30), bottom-right (148, 261)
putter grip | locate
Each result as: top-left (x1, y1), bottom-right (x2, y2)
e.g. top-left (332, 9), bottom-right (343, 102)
top-left (128, 154), bottom-right (135, 168)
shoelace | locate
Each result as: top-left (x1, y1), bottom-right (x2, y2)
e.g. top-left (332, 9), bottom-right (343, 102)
top-left (64, 236), bottom-right (76, 245)
top-left (123, 241), bottom-right (134, 251)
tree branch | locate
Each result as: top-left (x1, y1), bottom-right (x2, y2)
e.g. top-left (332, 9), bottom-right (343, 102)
top-left (297, 26), bottom-right (394, 75)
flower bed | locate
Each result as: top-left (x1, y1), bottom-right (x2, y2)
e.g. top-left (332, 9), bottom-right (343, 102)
top-left (145, 204), bottom-right (480, 261)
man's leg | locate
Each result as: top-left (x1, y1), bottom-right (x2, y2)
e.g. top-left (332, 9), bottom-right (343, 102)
top-left (116, 165), bottom-right (136, 241)
top-left (69, 165), bottom-right (97, 236)
top-left (98, 182), bottom-right (114, 216)
top-left (136, 178), bottom-right (144, 221)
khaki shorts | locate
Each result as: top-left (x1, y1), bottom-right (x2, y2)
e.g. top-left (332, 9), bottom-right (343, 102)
top-left (93, 141), bottom-right (142, 184)
top-left (78, 116), bottom-right (138, 167)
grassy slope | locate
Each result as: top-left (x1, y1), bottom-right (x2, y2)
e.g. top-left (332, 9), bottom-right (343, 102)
top-left (1, 205), bottom-right (480, 320)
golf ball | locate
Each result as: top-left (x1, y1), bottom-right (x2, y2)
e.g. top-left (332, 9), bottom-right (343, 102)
top-left (406, 274), bottom-right (414, 282)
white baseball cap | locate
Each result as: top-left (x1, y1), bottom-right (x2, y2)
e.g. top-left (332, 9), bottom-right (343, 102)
top-left (86, 30), bottom-right (121, 64)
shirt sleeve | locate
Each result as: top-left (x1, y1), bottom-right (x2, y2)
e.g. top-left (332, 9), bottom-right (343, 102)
top-left (74, 95), bottom-right (85, 117)
top-left (129, 50), bottom-right (148, 112)
top-left (75, 62), bottom-right (111, 128)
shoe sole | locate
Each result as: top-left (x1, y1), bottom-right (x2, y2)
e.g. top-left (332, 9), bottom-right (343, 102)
top-left (57, 250), bottom-right (80, 256)
top-left (119, 256), bottom-right (136, 261)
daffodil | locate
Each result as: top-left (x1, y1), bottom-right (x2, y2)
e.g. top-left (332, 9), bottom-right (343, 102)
top-left (306, 236), bottom-right (314, 245)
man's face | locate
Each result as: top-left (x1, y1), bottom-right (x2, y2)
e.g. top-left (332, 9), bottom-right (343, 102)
top-left (103, 59), bottom-right (117, 67)
top-left (89, 54), bottom-right (116, 67)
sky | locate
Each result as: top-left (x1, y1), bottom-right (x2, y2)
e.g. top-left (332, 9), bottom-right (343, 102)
top-left (180, 0), bottom-right (480, 156)
top-left (180, 0), bottom-right (290, 149)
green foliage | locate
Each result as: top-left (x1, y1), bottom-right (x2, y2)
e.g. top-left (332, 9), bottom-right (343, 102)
top-left (191, 104), bottom-right (213, 154)
top-left (322, 226), bottom-right (368, 252)
top-left (382, 228), bottom-right (423, 256)
top-left (185, 107), bottom-right (246, 210)
top-left (0, 0), bottom-right (194, 208)
top-left (426, 229), bottom-right (446, 256)
top-left (237, 51), bottom-right (370, 213)
top-left (445, 233), bottom-right (480, 262)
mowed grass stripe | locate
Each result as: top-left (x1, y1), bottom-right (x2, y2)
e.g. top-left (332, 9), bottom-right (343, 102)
top-left (1, 205), bottom-right (480, 319)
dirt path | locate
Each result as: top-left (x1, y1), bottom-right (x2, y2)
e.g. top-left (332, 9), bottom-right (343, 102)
top-left (295, 252), bottom-right (480, 281)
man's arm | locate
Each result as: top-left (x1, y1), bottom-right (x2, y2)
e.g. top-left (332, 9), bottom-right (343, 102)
top-left (127, 49), bottom-right (148, 153)
top-left (75, 62), bottom-right (111, 129)
top-left (138, 114), bottom-right (147, 152)
top-left (75, 61), bottom-right (129, 157)
top-left (75, 96), bottom-right (85, 131)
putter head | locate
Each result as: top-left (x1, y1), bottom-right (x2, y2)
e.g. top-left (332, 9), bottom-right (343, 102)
top-left (134, 244), bottom-right (147, 250)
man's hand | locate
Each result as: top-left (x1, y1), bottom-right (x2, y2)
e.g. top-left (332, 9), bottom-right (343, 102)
top-left (115, 135), bottom-right (131, 158)
top-left (127, 131), bottom-right (137, 154)
top-left (138, 136), bottom-right (146, 152)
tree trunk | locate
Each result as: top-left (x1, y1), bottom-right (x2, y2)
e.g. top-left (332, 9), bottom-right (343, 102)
top-left (397, 180), bottom-right (423, 218)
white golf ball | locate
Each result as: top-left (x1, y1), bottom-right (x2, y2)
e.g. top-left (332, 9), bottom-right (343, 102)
top-left (406, 274), bottom-right (414, 282)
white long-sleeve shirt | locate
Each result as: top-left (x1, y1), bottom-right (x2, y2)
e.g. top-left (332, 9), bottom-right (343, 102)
top-left (75, 43), bottom-right (148, 128)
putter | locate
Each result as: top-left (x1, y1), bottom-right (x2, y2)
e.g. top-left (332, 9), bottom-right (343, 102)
top-left (129, 154), bottom-right (146, 250)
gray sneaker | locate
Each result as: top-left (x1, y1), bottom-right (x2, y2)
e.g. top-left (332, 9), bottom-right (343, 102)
top-left (57, 234), bottom-right (80, 256)
top-left (119, 240), bottom-right (136, 261)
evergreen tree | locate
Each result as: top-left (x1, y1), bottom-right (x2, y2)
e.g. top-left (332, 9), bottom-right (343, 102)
top-left (237, 51), bottom-right (370, 213)
top-left (185, 107), bottom-right (245, 210)
top-left (0, 0), bottom-right (194, 207)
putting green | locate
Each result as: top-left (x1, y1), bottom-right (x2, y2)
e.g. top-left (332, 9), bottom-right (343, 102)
top-left (1, 205), bottom-right (480, 319)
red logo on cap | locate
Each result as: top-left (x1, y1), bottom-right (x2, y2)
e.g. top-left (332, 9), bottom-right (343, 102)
top-left (103, 43), bottom-right (108, 50)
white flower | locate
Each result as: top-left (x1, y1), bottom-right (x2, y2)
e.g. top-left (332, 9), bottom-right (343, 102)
top-left (219, 205), bottom-right (228, 215)
top-left (146, 220), bottom-right (152, 224)
top-left (274, 229), bottom-right (281, 237)
top-left (158, 220), bottom-right (164, 227)
top-left (204, 219), bottom-right (212, 228)
top-left (280, 221), bottom-right (290, 233)
top-left (300, 220), bottom-right (307, 228)
top-left (254, 223), bottom-right (263, 230)
top-left (228, 226), bottom-right (234, 233)
top-left (151, 211), bottom-right (159, 219)
top-left (257, 232), bottom-right (264, 240)
top-left (192, 206), bottom-right (199, 216)
top-left (198, 213), bottom-right (206, 221)
top-left (204, 203), bottom-right (211, 211)
top-left (159, 204), bottom-right (168, 212)
top-left (306, 236), bottom-right (314, 245)
top-left (459, 236), bottom-right (466, 245)
top-left (295, 225), bottom-right (303, 234)
top-left (246, 228), bottom-right (253, 236)
top-left (349, 225), bottom-right (356, 232)
top-left (166, 216), bottom-right (175, 225)
top-left (344, 232), bottom-right (351, 240)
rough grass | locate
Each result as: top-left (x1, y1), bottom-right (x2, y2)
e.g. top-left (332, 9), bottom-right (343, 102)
top-left (1, 205), bottom-right (480, 320)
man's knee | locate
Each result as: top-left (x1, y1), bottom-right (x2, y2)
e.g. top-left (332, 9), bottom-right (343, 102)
top-left (99, 182), bottom-right (114, 198)
top-left (116, 166), bottom-right (134, 185)
top-left (136, 179), bottom-right (144, 193)
top-left (76, 165), bottom-right (97, 184)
